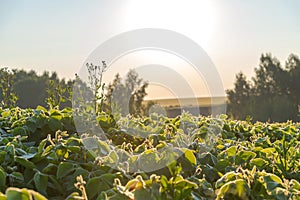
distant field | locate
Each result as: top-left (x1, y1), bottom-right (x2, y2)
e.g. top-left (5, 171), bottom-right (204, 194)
top-left (144, 96), bottom-right (227, 108)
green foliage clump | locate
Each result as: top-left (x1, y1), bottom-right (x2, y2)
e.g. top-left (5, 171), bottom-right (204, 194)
top-left (0, 106), bottom-right (299, 199)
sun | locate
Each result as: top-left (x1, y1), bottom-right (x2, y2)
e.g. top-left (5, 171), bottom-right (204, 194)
top-left (124, 0), bottom-right (217, 47)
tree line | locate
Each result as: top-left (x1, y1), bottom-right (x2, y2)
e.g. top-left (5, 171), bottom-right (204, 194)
top-left (0, 66), bottom-right (150, 117)
top-left (1, 53), bottom-right (300, 122)
top-left (227, 53), bottom-right (300, 122)
top-left (0, 68), bottom-right (73, 109)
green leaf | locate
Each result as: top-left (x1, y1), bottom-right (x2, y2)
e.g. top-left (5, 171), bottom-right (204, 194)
top-left (108, 150), bottom-right (119, 163)
top-left (41, 145), bottom-right (54, 157)
top-left (236, 150), bottom-right (256, 164)
top-left (0, 152), bottom-right (6, 163)
top-left (9, 172), bottom-right (24, 182)
top-left (86, 174), bottom-right (116, 199)
top-left (0, 128), bottom-right (6, 135)
top-left (36, 106), bottom-right (48, 112)
top-left (202, 165), bottom-right (220, 183)
top-left (198, 152), bottom-right (218, 166)
top-left (42, 163), bottom-right (57, 174)
top-left (67, 146), bottom-right (81, 154)
top-left (25, 120), bottom-right (37, 132)
top-left (174, 179), bottom-right (198, 190)
top-left (82, 137), bottom-right (110, 156)
top-left (48, 118), bottom-right (62, 131)
top-left (50, 109), bottom-right (62, 120)
top-left (34, 172), bottom-right (48, 195)
top-left (19, 153), bottom-right (36, 160)
top-left (137, 149), bottom-right (160, 172)
top-left (55, 147), bottom-right (68, 158)
top-left (73, 168), bottom-right (89, 181)
top-left (38, 139), bottom-right (47, 154)
top-left (160, 175), bottom-right (169, 189)
top-left (6, 188), bottom-right (23, 200)
top-left (29, 190), bottom-right (47, 200)
top-left (97, 140), bottom-right (110, 155)
top-left (215, 159), bottom-right (231, 172)
top-left (217, 179), bottom-right (249, 199)
top-left (47, 175), bottom-right (64, 194)
top-left (263, 173), bottom-right (283, 191)
top-left (235, 179), bottom-right (249, 197)
top-left (225, 146), bottom-right (237, 157)
top-left (0, 168), bottom-right (6, 187)
top-left (261, 147), bottom-right (276, 154)
top-left (15, 148), bottom-right (27, 156)
top-left (290, 179), bottom-right (300, 190)
top-left (15, 157), bottom-right (36, 169)
top-left (0, 192), bottom-right (6, 200)
top-left (56, 162), bottom-right (75, 179)
top-left (134, 188), bottom-right (153, 200)
top-left (215, 172), bottom-right (243, 189)
top-left (6, 188), bottom-right (47, 200)
top-left (251, 158), bottom-right (267, 168)
top-left (65, 192), bottom-right (81, 200)
top-left (1, 110), bottom-right (11, 118)
top-left (183, 149), bottom-right (197, 165)
top-left (11, 127), bottom-right (27, 136)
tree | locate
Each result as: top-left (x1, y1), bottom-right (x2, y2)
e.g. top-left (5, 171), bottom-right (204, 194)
top-left (252, 54), bottom-right (292, 121)
top-left (105, 69), bottom-right (150, 116)
top-left (12, 70), bottom-right (72, 109)
top-left (286, 54), bottom-right (300, 119)
top-left (13, 70), bottom-right (48, 108)
top-left (227, 72), bottom-right (252, 119)
top-left (227, 53), bottom-right (298, 122)
top-left (0, 68), bottom-right (18, 108)
top-left (252, 54), bottom-right (284, 95)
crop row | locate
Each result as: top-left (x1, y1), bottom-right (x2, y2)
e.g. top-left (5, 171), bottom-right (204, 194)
top-left (0, 107), bottom-right (299, 199)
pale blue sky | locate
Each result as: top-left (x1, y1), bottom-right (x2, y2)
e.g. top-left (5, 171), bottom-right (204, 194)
top-left (1, 0), bottom-right (300, 92)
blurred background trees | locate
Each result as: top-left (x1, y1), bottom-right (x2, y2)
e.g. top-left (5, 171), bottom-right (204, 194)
top-left (0, 69), bottom-right (73, 109)
top-left (0, 68), bottom-right (18, 108)
top-left (227, 53), bottom-right (300, 122)
top-left (0, 67), bottom-right (151, 117)
top-left (1, 53), bottom-right (300, 122)
top-left (104, 69), bottom-right (152, 117)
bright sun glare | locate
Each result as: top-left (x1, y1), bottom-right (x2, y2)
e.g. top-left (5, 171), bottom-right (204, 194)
top-left (117, 0), bottom-right (216, 99)
top-left (125, 0), bottom-right (217, 47)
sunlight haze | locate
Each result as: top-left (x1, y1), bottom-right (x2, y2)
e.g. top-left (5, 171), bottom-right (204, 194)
top-left (1, 0), bottom-right (300, 94)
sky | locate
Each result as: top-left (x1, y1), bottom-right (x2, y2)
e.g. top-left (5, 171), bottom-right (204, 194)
top-left (1, 0), bottom-right (300, 98)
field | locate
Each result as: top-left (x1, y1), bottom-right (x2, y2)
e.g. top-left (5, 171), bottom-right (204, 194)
top-left (0, 106), bottom-right (299, 200)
